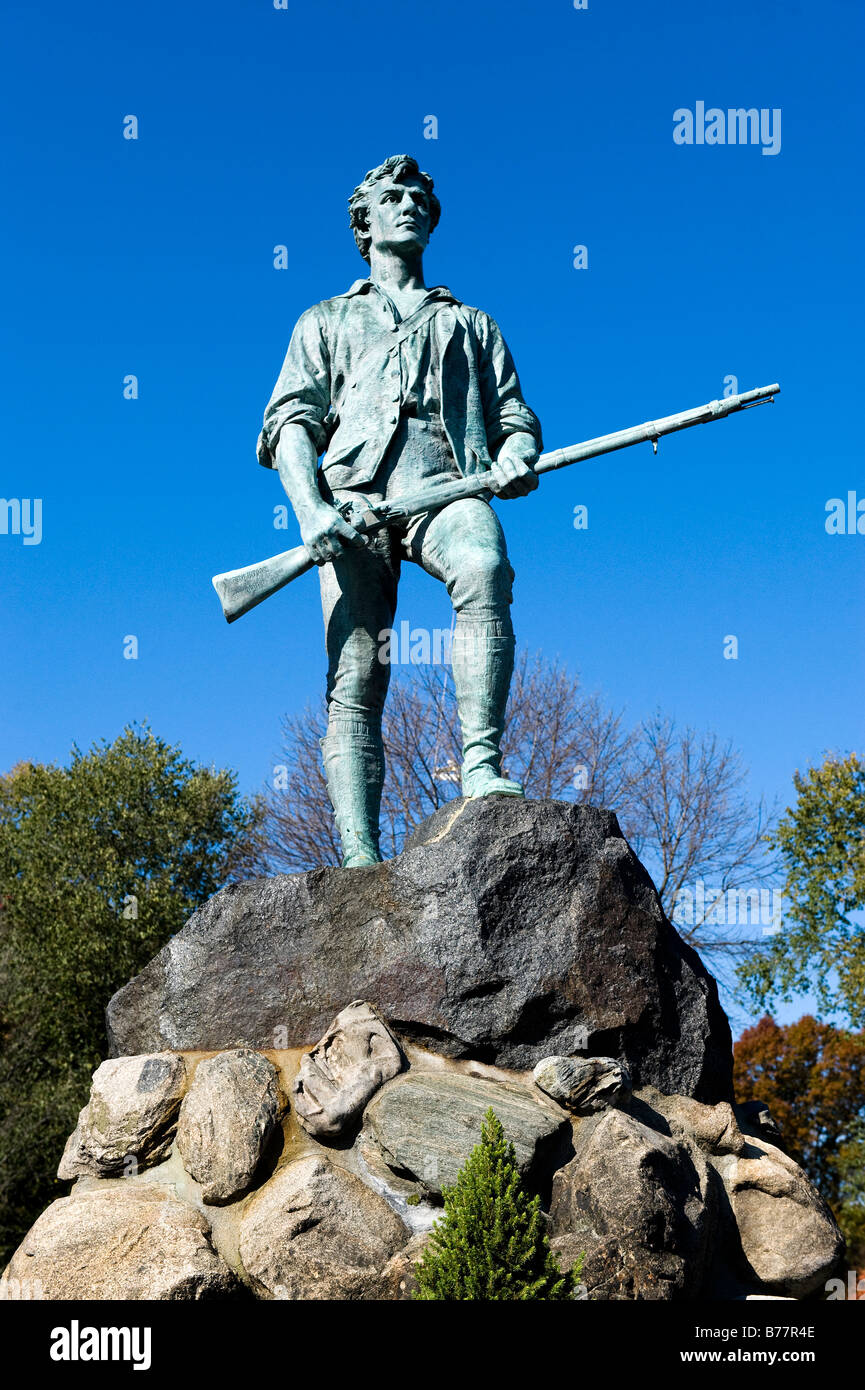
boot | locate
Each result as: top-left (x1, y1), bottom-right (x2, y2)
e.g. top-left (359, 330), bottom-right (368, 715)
top-left (451, 617), bottom-right (524, 799)
top-left (320, 722), bottom-right (385, 868)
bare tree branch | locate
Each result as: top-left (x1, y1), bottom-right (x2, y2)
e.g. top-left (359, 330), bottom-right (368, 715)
top-left (258, 655), bottom-right (777, 975)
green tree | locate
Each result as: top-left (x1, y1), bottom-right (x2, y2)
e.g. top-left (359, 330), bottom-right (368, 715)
top-left (0, 725), bottom-right (264, 1264)
top-left (413, 1108), bottom-right (578, 1300)
top-left (738, 753), bottom-right (865, 1025)
top-left (733, 1014), bottom-right (865, 1268)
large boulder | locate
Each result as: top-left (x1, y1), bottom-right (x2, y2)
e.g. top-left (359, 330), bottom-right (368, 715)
top-left (1, 1186), bottom-right (239, 1300)
top-left (176, 1049), bottom-right (285, 1204)
top-left (237, 1154), bottom-right (409, 1300)
top-left (364, 1071), bottom-right (569, 1196)
top-left (549, 1108), bottom-right (715, 1300)
top-left (58, 1053), bottom-right (188, 1179)
top-left (710, 1134), bottom-right (844, 1297)
top-left (106, 799), bottom-right (732, 1102)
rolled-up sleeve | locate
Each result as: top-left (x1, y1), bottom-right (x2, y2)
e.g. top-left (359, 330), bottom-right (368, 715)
top-left (256, 306), bottom-right (332, 468)
top-left (475, 311), bottom-right (543, 455)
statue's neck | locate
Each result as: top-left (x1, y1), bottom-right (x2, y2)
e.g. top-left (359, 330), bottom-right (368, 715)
top-left (368, 246), bottom-right (426, 294)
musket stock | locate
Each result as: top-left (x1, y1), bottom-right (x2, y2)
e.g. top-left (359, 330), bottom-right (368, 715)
top-left (212, 382), bottom-right (779, 623)
top-left (213, 543), bottom-right (315, 623)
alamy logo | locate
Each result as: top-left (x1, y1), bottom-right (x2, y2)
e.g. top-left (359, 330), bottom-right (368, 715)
top-left (50, 1320), bottom-right (151, 1370)
top-left (672, 879), bottom-right (784, 934)
top-left (825, 1271), bottom-right (865, 1300)
top-left (825, 491), bottom-right (865, 534)
top-left (673, 102), bottom-right (781, 156)
top-left (378, 622), bottom-right (453, 666)
top-left (1, 497), bottom-right (42, 545)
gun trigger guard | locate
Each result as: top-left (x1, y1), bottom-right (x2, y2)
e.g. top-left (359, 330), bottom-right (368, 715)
top-left (338, 498), bottom-right (366, 524)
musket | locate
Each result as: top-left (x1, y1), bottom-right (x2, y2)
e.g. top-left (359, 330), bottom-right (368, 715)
top-left (212, 382), bottom-right (780, 623)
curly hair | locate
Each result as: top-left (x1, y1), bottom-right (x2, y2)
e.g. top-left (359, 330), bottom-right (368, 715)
top-left (348, 154), bottom-right (441, 263)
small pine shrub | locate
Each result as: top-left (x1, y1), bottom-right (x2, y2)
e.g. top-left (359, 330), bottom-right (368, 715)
top-left (413, 1107), bottom-right (580, 1300)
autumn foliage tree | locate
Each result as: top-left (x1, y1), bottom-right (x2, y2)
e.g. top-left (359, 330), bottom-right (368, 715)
top-left (733, 1014), bottom-right (865, 1267)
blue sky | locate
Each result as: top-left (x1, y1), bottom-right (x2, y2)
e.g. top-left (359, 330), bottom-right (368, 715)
top-left (2, 0), bottom-right (862, 1032)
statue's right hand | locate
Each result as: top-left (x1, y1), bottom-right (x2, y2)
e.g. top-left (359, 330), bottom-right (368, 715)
top-left (299, 500), bottom-right (367, 565)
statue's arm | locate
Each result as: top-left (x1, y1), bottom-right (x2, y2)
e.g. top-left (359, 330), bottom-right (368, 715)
top-left (257, 307), bottom-right (332, 469)
top-left (473, 311), bottom-right (542, 498)
top-left (473, 310), bottom-right (544, 459)
top-left (275, 425), bottom-right (365, 564)
top-left (259, 307), bottom-right (365, 563)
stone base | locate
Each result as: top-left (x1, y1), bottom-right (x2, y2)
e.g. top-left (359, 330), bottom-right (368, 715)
top-left (106, 799), bottom-right (733, 1102)
top-left (3, 801), bottom-right (839, 1301)
top-left (2, 1036), bottom-right (843, 1302)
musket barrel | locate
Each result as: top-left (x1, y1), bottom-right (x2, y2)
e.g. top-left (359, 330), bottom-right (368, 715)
top-left (534, 383), bottom-right (779, 476)
top-left (212, 382), bottom-right (779, 621)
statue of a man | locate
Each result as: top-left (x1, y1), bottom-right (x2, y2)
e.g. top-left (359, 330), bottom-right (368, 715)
top-left (257, 155), bottom-right (542, 867)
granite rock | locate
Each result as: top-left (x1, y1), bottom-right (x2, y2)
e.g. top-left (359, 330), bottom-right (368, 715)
top-left (1, 1186), bottom-right (238, 1300)
top-left (633, 1086), bottom-right (745, 1156)
top-left (107, 799), bottom-right (732, 1101)
top-left (533, 1055), bottom-right (631, 1114)
top-left (238, 1154), bottom-right (409, 1300)
top-left (550, 1108), bottom-right (715, 1300)
top-left (364, 1070), bottom-right (569, 1196)
top-left (710, 1133), bottom-right (844, 1298)
top-left (58, 1053), bottom-right (187, 1179)
top-left (176, 1049), bottom-right (285, 1204)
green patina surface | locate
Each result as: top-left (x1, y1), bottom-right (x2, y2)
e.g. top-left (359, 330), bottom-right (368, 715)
top-left (260, 155), bottom-right (542, 866)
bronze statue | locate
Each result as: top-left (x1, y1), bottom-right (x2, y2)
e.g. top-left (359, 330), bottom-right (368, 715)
top-left (213, 154), bottom-right (779, 869)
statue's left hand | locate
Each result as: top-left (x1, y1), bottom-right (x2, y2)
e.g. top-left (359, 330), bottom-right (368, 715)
top-left (488, 436), bottom-right (540, 499)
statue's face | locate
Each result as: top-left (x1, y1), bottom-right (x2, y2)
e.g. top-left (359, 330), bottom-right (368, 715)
top-left (367, 176), bottom-right (431, 258)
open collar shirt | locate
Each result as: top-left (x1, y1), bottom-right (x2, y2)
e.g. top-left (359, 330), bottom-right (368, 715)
top-left (256, 278), bottom-right (542, 491)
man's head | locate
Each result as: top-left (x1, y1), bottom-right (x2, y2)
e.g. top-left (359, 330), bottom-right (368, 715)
top-left (349, 155), bottom-right (441, 264)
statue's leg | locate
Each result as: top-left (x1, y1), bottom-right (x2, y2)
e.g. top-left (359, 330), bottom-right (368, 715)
top-left (408, 497), bottom-right (523, 799)
top-left (319, 530), bottom-right (398, 867)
